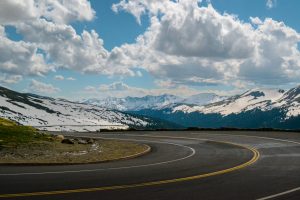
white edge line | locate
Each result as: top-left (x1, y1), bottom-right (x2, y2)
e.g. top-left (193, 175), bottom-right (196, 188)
top-left (256, 187), bottom-right (300, 200)
top-left (0, 137), bottom-right (196, 176)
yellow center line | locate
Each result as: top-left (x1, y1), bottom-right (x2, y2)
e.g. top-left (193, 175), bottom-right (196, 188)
top-left (0, 138), bottom-right (260, 198)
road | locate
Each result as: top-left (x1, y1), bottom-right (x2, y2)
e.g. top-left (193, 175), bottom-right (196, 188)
top-left (0, 131), bottom-right (299, 200)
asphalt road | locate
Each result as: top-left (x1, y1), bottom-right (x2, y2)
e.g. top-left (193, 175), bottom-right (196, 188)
top-left (0, 131), bottom-right (299, 200)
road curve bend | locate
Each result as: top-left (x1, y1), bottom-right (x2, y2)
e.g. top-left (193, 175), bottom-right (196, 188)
top-left (0, 131), bottom-right (299, 200)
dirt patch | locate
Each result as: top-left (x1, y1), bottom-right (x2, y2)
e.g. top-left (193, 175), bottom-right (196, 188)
top-left (0, 138), bottom-right (150, 165)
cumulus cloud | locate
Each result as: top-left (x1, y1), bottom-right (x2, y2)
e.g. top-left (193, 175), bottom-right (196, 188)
top-left (111, 0), bottom-right (300, 87)
top-left (0, 0), bottom-right (95, 25)
top-left (0, 74), bottom-right (22, 84)
top-left (67, 77), bottom-right (76, 81)
top-left (54, 75), bottom-right (64, 81)
top-left (83, 81), bottom-right (203, 98)
top-left (0, 0), bottom-right (122, 78)
top-left (29, 79), bottom-right (60, 94)
top-left (54, 75), bottom-right (76, 81)
top-left (99, 82), bottom-right (130, 91)
top-left (1, 0), bottom-right (300, 92)
top-left (0, 28), bottom-right (50, 76)
top-left (0, 0), bottom-right (38, 25)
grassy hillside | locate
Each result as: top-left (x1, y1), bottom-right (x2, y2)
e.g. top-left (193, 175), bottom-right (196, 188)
top-left (0, 118), bottom-right (51, 148)
top-left (0, 118), bottom-right (150, 164)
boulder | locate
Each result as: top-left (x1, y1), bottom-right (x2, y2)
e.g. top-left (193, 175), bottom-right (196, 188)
top-left (55, 135), bottom-right (64, 141)
top-left (77, 138), bottom-right (88, 144)
top-left (61, 138), bottom-right (75, 144)
top-left (87, 138), bottom-right (95, 144)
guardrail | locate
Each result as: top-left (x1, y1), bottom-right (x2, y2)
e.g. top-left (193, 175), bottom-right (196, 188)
top-left (33, 124), bottom-right (126, 127)
top-left (32, 124), bottom-right (128, 132)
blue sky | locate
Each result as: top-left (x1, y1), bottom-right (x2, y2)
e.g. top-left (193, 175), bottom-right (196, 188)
top-left (1, 0), bottom-right (300, 100)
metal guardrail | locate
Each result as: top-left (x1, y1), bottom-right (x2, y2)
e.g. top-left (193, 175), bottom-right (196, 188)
top-left (32, 124), bottom-right (125, 128)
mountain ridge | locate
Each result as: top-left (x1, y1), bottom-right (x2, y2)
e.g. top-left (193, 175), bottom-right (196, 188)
top-left (0, 86), bottom-right (178, 131)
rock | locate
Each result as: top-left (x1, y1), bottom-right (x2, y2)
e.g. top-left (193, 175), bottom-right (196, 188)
top-left (61, 138), bottom-right (75, 144)
top-left (87, 138), bottom-right (95, 144)
top-left (55, 135), bottom-right (64, 141)
top-left (77, 139), bottom-right (88, 144)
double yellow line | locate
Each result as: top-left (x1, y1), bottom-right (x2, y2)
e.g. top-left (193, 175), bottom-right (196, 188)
top-left (0, 138), bottom-right (260, 198)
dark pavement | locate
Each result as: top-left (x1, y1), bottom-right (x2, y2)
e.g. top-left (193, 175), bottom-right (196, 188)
top-left (0, 131), bottom-right (299, 200)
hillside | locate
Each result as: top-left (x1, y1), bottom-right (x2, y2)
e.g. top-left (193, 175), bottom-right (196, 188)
top-left (0, 86), bottom-right (177, 131)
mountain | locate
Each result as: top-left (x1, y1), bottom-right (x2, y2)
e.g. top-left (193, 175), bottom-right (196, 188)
top-left (82, 93), bottom-right (224, 111)
top-left (129, 87), bottom-right (300, 130)
top-left (0, 86), bottom-right (179, 131)
top-left (181, 93), bottom-right (226, 106)
top-left (172, 88), bottom-right (285, 115)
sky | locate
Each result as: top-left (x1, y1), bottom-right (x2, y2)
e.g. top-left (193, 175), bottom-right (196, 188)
top-left (1, 0), bottom-right (300, 100)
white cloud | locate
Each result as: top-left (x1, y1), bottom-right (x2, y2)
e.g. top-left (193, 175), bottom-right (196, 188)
top-left (54, 75), bottom-right (64, 81)
top-left (83, 81), bottom-right (203, 98)
top-left (0, 0), bottom-right (95, 25)
top-left (0, 74), bottom-right (22, 84)
top-left (111, 0), bottom-right (300, 87)
top-left (38, 0), bottom-right (95, 24)
top-left (29, 79), bottom-right (60, 94)
top-left (99, 82), bottom-right (130, 91)
top-left (0, 0), bottom-right (115, 79)
top-left (0, 0), bottom-right (38, 25)
top-left (0, 27), bottom-right (51, 76)
top-left (266, 0), bottom-right (276, 9)
top-left (84, 85), bottom-right (97, 92)
top-left (54, 75), bottom-right (76, 81)
top-left (1, 0), bottom-right (300, 92)
top-left (67, 77), bottom-right (76, 81)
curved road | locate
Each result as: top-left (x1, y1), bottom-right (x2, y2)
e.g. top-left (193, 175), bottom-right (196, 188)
top-left (0, 131), bottom-right (299, 200)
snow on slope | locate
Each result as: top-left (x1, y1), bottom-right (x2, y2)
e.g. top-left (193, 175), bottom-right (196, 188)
top-left (182, 93), bottom-right (225, 105)
top-left (172, 88), bottom-right (287, 116)
top-left (276, 86), bottom-right (300, 118)
top-left (82, 94), bottom-right (183, 111)
top-left (0, 87), bottom-right (153, 132)
top-left (82, 93), bottom-right (224, 111)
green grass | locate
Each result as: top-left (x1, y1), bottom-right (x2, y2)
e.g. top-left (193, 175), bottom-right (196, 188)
top-left (0, 118), bottom-right (150, 164)
top-left (0, 118), bottom-right (51, 148)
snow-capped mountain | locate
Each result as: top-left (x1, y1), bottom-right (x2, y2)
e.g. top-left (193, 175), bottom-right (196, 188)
top-left (82, 93), bottom-right (224, 111)
top-left (82, 94), bottom-right (183, 111)
top-left (0, 86), bottom-right (177, 131)
top-left (130, 86), bottom-right (300, 130)
top-left (181, 93), bottom-right (226, 106)
top-left (173, 88), bottom-right (285, 115)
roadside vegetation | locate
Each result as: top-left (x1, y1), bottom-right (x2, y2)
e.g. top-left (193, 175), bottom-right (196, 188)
top-left (0, 118), bottom-right (149, 164)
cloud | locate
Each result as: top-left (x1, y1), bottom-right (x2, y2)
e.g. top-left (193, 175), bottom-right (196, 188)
top-left (99, 82), bottom-right (130, 91)
top-left (0, 0), bottom-right (95, 25)
top-left (0, 0), bottom-right (118, 78)
top-left (67, 77), bottom-right (76, 81)
top-left (111, 0), bottom-right (300, 87)
top-left (29, 79), bottom-right (60, 94)
top-left (83, 81), bottom-right (203, 98)
top-left (0, 28), bottom-right (51, 76)
top-left (0, 74), bottom-right (22, 84)
top-left (266, 0), bottom-right (276, 9)
top-left (0, 0), bottom-right (38, 25)
top-left (54, 75), bottom-right (64, 81)
top-left (54, 75), bottom-right (76, 81)
top-left (84, 86), bottom-right (97, 92)
top-left (1, 0), bottom-right (300, 92)
top-left (16, 19), bottom-right (112, 74)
